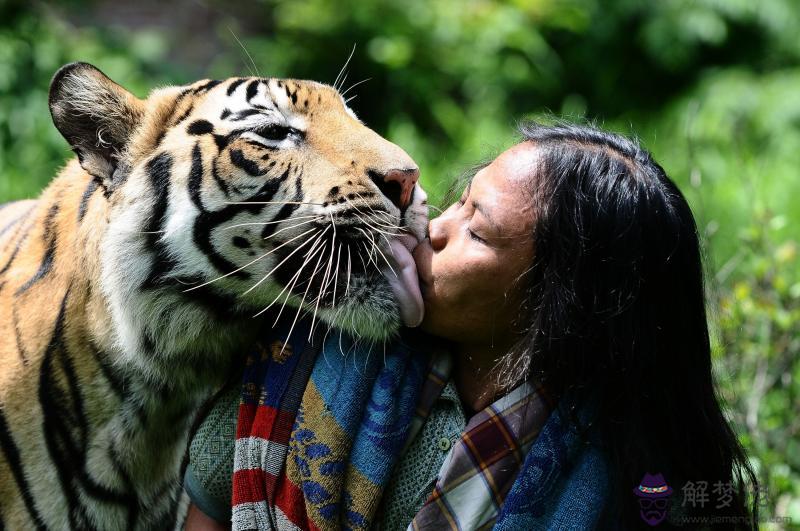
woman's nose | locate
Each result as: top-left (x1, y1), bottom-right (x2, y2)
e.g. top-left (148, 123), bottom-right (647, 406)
top-left (428, 217), bottom-right (446, 251)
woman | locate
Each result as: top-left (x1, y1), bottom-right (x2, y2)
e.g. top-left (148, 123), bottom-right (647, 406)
top-left (185, 121), bottom-right (757, 529)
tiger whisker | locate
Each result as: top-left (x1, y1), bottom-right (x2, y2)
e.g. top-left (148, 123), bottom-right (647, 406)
top-left (358, 227), bottom-right (396, 278)
top-left (368, 212), bottom-right (400, 229)
top-left (346, 244), bottom-right (352, 297)
top-left (367, 213), bottom-right (403, 232)
top-left (355, 243), bottom-right (368, 272)
top-left (266, 229), bottom-right (328, 320)
top-left (228, 27), bottom-right (260, 78)
top-left (368, 220), bottom-right (403, 233)
top-left (317, 241), bottom-right (337, 300)
top-left (350, 192), bottom-right (404, 231)
top-left (369, 209), bottom-right (403, 226)
top-left (331, 243), bottom-right (342, 310)
top-left (307, 222), bottom-right (334, 298)
top-left (375, 247), bottom-right (397, 278)
top-left (224, 201), bottom-right (325, 206)
top-left (342, 195), bottom-right (376, 221)
top-left (309, 233), bottom-right (336, 340)
top-left (315, 213), bottom-right (340, 323)
top-left (255, 228), bottom-right (327, 318)
top-left (360, 239), bottom-right (379, 272)
top-left (354, 211), bottom-right (402, 239)
top-left (280, 237), bottom-right (329, 356)
top-left (338, 71), bottom-right (349, 98)
top-left (377, 232), bottom-right (397, 259)
top-left (357, 216), bottom-right (402, 238)
top-left (345, 193), bottom-right (397, 229)
top-left (242, 228), bottom-right (321, 296)
top-left (329, 209), bottom-right (337, 242)
top-left (344, 196), bottom-right (403, 237)
top-left (341, 76), bottom-right (371, 96)
top-left (367, 231), bottom-right (398, 278)
top-left (263, 218), bottom-right (318, 240)
top-left (220, 216), bottom-right (319, 231)
top-left (370, 210), bottom-right (402, 227)
top-left (183, 226), bottom-right (317, 292)
top-left (318, 214), bottom-right (339, 299)
top-left (333, 44), bottom-right (357, 92)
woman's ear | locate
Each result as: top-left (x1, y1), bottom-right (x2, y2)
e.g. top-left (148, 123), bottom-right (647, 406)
top-left (49, 62), bottom-right (145, 187)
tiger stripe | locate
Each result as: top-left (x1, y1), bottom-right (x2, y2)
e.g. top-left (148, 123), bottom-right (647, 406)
top-left (0, 62), bottom-right (427, 529)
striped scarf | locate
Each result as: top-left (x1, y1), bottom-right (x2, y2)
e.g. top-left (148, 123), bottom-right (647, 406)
top-left (231, 320), bottom-right (428, 531)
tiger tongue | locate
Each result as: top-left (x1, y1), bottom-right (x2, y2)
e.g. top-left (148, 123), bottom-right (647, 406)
top-left (383, 235), bottom-right (424, 328)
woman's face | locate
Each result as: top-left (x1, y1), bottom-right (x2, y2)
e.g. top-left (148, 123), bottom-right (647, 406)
top-left (413, 142), bottom-right (539, 347)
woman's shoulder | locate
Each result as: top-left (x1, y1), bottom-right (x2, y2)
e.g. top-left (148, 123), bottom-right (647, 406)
top-left (190, 384), bottom-right (240, 456)
top-left (185, 384), bottom-right (240, 522)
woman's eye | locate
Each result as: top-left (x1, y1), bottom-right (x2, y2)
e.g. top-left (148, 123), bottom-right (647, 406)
top-left (254, 124), bottom-right (293, 141)
top-left (468, 228), bottom-right (487, 244)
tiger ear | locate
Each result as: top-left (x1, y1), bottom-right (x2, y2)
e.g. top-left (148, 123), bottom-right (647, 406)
top-left (49, 62), bottom-right (145, 187)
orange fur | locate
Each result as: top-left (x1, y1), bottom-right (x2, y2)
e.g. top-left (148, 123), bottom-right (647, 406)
top-left (0, 65), bottom-right (426, 530)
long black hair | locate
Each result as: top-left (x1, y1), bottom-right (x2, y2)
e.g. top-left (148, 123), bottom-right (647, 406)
top-left (493, 121), bottom-right (757, 528)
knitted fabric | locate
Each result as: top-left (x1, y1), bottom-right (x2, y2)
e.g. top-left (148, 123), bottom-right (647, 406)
top-left (377, 380), bottom-right (465, 530)
top-left (187, 318), bottom-right (613, 530)
top-left (185, 385), bottom-right (240, 522)
top-left (231, 323), bottom-right (429, 531)
top-left (185, 371), bottom-right (465, 530)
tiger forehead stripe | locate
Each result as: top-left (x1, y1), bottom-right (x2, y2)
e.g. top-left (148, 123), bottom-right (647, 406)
top-left (246, 79), bottom-right (260, 101)
top-left (227, 78), bottom-right (246, 96)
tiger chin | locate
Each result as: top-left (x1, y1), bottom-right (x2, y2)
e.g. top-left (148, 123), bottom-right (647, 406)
top-left (0, 62), bottom-right (427, 530)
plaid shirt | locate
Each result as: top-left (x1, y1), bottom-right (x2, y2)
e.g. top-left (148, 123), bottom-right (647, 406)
top-left (409, 378), bottom-right (553, 530)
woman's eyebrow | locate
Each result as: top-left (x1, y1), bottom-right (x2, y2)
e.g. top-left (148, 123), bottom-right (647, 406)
top-left (471, 200), bottom-right (500, 230)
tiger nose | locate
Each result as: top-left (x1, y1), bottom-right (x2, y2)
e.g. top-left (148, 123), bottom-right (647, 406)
top-left (369, 168), bottom-right (420, 210)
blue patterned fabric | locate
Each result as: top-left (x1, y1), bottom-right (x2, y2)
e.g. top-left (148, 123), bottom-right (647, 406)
top-left (493, 404), bottom-right (610, 530)
top-left (307, 332), bottom-right (427, 487)
top-left (240, 329), bottom-right (431, 530)
top-left (231, 319), bottom-right (433, 530)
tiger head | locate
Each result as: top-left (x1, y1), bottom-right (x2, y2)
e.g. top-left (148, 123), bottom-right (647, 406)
top-left (49, 62), bottom-right (427, 351)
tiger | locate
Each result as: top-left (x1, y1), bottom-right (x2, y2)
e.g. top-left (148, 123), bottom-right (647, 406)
top-left (0, 62), bottom-right (428, 530)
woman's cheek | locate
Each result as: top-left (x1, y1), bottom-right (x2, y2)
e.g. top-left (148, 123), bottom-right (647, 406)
top-left (446, 262), bottom-right (487, 308)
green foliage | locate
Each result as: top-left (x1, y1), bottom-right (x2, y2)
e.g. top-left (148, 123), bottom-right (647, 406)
top-left (712, 211), bottom-right (800, 522)
top-left (0, 3), bottom-right (185, 200)
top-left (0, 0), bottom-right (797, 521)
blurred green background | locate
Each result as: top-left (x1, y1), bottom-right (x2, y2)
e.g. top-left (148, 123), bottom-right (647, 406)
top-left (1, 0), bottom-right (798, 523)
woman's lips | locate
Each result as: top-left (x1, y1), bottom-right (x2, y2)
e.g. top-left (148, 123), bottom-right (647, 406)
top-left (412, 237), bottom-right (433, 288)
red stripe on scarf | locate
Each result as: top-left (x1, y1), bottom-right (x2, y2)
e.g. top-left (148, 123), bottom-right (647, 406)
top-left (235, 403), bottom-right (257, 438)
top-left (274, 475), bottom-right (319, 531)
top-left (236, 403), bottom-right (296, 441)
top-left (232, 468), bottom-right (276, 505)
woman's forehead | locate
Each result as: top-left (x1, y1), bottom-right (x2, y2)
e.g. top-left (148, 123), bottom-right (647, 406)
top-left (494, 141), bottom-right (540, 181)
top-left (469, 144), bottom-right (538, 233)
top-left (470, 142), bottom-right (539, 191)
